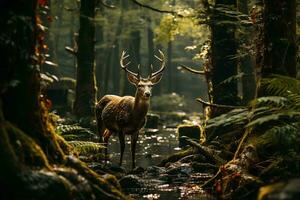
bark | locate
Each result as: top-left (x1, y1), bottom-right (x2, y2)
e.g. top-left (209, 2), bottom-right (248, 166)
top-left (237, 0), bottom-right (256, 104)
top-left (0, 1), bottom-right (65, 162)
top-left (210, 0), bottom-right (238, 106)
top-left (167, 41), bottom-right (173, 92)
top-left (73, 0), bottom-right (97, 118)
top-left (262, 0), bottom-right (297, 77)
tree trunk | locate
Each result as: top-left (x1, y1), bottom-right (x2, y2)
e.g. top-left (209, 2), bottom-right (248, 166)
top-left (262, 0), bottom-right (297, 77)
top-left (210, 0), bottom-right (238, 106)
top-left (73, 0), bottom-right (97, 118)
top-left (167, 41), bottom-right (173, 93)
top-left (1, 1), bottom-right (65, 163)
top-left (237, 0), bottom-right (256, 104)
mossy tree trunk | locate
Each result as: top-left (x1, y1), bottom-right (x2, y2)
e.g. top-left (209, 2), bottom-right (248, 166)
top-left (261, 0), bottom-right (297, 77)
top-left (73, 0), bottom-right (97, 118)
top-left (0, 2), bottom-right (126, 199)
top-left (0, 1), bottom-right (65, 163)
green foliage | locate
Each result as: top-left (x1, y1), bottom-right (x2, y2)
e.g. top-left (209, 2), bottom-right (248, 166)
top-left (56, 124), bottom-right (96, 141)
top-left (68, 141), bottom-right (104, 155)
top-left (261, 75), bottom-right (300, 96)
top-left (207, 75), bottom-right (300, 155)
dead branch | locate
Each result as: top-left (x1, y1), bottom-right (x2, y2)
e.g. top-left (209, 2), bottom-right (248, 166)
top-left (178, 64), bottom-right (206, 75)
top-left (131, 0), bottom-right (184, 17)
top-left (196, 97), bottom-right (245, 109)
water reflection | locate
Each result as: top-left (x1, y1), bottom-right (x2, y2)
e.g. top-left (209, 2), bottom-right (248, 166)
top-left (107, 128), bottom-right (215, 200)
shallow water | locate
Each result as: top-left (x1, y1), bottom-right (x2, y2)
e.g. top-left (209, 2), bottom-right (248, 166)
top-left (107, 127), bottom-right (216, 200)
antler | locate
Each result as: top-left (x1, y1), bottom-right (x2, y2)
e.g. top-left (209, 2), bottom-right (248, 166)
top-left (120, 51), bottom-right (140, 78)
top-left (150, 49), bottom-right (166, 77)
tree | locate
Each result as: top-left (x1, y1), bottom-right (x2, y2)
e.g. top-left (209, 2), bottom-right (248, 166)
top-left (237, 0), bottom-right (256, 104)
top-left (73, 0), bottom-right (97, 119)
top-left (210, 0), bottom-right (238, 106)
top-left (0, 1), bottom-right (126, 199)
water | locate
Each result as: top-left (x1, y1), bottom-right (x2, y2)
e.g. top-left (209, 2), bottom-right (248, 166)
top-left (106, 127), bottom-right (216, 200)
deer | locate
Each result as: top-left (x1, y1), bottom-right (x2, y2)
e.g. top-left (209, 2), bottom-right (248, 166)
top-left (95, 50), bottom-right (165, 169)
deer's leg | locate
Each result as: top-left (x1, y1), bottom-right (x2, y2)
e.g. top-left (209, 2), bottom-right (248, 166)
top-left (131, 132), bottom-right (138, 169)
top-left (103, 129), bottom-right (112, 164)
top-left (118, 132), bottom-right (125, 166)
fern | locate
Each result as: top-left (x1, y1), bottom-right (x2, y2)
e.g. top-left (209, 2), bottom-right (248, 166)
top-left (207, 75), bottom-right (300, 148)
top-left (261, 75), bottom-right (300, 96)
top-left (56, 124), bottom-right (96, 140)
top-left (68, 141), bottom-right (105, 155)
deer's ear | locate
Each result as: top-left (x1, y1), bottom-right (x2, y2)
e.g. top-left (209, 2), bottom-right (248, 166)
top-left (127, 73), bottom-right (139, 85)
top-left (150, 73), bottom-right (163, 85)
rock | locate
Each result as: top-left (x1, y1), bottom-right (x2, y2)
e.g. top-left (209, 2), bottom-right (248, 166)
top-left (257, 179), bottom-right (300, 200)
top-left (166, 163), bottom-right (192, 175)
top-left (146, 166), bottom-right (166, 176)
top-left (119, 175), bottom-right (145, 189)
top-left (177, 125), bottom-right (201, 148)
top-left (108, 164), bottom-right (127, 174)
top-left (130, 166), bottom-right (145, 175)
top-left (145, 113), bottom-right (160, 129)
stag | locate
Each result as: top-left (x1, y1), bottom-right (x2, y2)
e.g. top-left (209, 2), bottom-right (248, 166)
top-left (96, 50), bottom-right (165, 169)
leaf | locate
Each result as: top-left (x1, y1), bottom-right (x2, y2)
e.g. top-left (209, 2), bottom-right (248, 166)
top-left (246, 112), bottom-right (300, 128)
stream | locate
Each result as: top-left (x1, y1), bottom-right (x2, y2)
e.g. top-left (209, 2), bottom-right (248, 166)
top-left (106, 127), bottom-right (216, 200)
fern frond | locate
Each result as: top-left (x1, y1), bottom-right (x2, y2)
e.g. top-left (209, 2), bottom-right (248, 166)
top-left (261, 75), bottom-right (300, 96)
top-left (206, 108), bottom-right (249, 128)
top-left (56, 124), bottom-right (96, 139)
top-left (68, 141), bottom-right (105, 155)
top-left (250, 96), bottom-right (288, 108)
top-left (246, 111), bottom-right (300, 128)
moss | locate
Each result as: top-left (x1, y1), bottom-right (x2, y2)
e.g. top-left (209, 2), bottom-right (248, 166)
top-left (5, 121), bottom-right (51, 169)
top-left (55, 134), bottom-right (74, 156)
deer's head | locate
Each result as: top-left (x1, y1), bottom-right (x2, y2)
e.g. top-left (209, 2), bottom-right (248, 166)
top-left (120, 50), bottom-right (165, 100)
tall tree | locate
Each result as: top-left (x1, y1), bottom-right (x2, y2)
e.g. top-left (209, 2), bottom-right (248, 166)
top-left (210, 0), bottom-right (238, 106)
top-left (237, 0), bottom-right (256, 104)
top-left (73, 0), bottom-right (97, 119)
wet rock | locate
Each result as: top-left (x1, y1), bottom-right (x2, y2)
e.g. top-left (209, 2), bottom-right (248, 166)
top-left (166, 163), bottom-right (192, 175)
top-left (146, 166), bottom-right (166, 176)
top-left (108, 164), bottom-right (127, 174)
top-left (119, 175), bottom-right (145, 189)
top-left (257, 179), bottom-right (300, 200)
top-left (177, 125), bottom-right (201, 148)
top-left (145, 113), bottom-right (160, 129)
top-left (19, 170), bottom-right (73, 200)
top-left (130, 166), bottom-right (145, 175)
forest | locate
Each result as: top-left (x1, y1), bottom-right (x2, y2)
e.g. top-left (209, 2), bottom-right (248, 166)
top-left (0, 0), bottom-right (299, 199)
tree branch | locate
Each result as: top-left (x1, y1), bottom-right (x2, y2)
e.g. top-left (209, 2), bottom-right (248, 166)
top-left (131, 0), bottom-right (184, 17)
top-left (196, 97), bottom-right (244, 109)
top-left (178, 64), bottom-right (206, 75)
